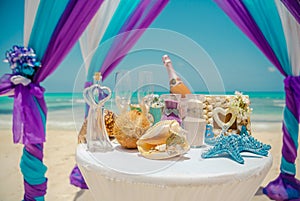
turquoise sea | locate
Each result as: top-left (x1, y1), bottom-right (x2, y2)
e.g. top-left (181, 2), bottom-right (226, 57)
top-left (0, 91), bottom-right (285, 132)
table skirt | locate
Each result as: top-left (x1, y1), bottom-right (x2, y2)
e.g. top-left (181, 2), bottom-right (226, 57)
top-left (77, 144), bottom-right (272, 201)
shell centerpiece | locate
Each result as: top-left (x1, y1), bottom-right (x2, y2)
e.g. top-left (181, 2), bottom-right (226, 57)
top-left (113, 110), bottom-right (151, 149)
top-left (137, 120), bottom-right (190, 160)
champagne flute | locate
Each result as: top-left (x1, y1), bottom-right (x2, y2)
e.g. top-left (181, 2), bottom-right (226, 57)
top-left (115, 70), bottom-right (131, 114)
top-left (137, 71), bottom-right (153, 112)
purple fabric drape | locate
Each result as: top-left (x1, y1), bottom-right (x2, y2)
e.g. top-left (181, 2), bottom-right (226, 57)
top-left (263, 173), bottom-right (300, 200)
top-left (0, 74), bottom-right (15, 96)
top-left (263, 76), bottom-right (300, 200)
top-left (101, 0), bottom-right (169, 80)
top-left (13, 84), bottom-right (45, 144)
top-left (0, 0), bottom-right (104, 200)
top-left (24, 0), bottom-right (105, 144)
top-left (24, 180), bottom-right (47, 199)
top-left (214, 0), bottom-right (286, 77)
top-left (281, 0), bottom-right (300, 24)
top-left (214, 1), bottom-right (300, 200)
top-left (22, 144), bottom-right (47, 200)
top-left (281, 76), bottom-right (300, 172)
top-left (70, 165), bottom-right (88, 189)
top-left (34, 0), bottom-right (104, 83)
top-left (284, 76), bottom-right (300, 122)
top-left (6, 0), bottom-right (104, 145)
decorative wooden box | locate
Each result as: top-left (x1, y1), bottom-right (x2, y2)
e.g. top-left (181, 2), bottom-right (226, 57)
top-left (202, 93), bottom-right (252, 138)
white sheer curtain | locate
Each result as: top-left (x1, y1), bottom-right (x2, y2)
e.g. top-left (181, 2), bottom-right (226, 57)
top-left (24, 0), bottom-right (40, 46)
top-left (276, 0), bottom-right (300, 76)
top-left (79, 0), bottom-right (120, 73)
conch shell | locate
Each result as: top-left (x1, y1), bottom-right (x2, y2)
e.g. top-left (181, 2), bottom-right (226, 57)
top-left (137, 120), bottom-right (190, 159)
top-left (113, 110), bottom-right (151, 149)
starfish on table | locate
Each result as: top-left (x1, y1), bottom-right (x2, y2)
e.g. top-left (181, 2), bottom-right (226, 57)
top-left (202, 126), bottom-right (271, 164)
top-left (239, 125), bottom-right (271, 152)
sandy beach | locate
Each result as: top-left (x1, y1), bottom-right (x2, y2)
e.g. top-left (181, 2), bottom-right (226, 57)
top-left (0, 121), bottom-right (299, 201)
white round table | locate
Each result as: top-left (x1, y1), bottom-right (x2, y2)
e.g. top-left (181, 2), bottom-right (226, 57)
top-left (76, 144), bottom-right (272, 201)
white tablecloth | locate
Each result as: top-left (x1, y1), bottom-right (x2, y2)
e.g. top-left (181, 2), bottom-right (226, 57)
top-left (76, 144), bottom-right (272, 201)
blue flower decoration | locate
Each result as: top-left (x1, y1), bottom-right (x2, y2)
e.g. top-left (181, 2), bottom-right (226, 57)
top-left (3, 45), bottom-right (41, 79)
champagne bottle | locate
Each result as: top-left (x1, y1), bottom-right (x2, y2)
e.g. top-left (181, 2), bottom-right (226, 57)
top-left (162, 55), bottom-right (191, 97)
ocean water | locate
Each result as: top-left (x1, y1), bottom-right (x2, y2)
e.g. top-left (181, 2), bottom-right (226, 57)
top-left (0, 92), bottom-right (285, 132)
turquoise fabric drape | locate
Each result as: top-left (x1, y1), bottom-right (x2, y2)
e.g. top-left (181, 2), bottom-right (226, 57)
top-left (242, 0), bottom-right (292, 75)
top-left (100, 0), bottom-right (141, 44)
top-left (0, 0), bottom-right (104, 199)
top-left (29, 0), bottom-right (69, 60)
top-left (20, 147), bottom-right (47, 185)
top-left (215, 1), bottom-right (300, 200)
top-left (87, 0), bottom-right (140, 82)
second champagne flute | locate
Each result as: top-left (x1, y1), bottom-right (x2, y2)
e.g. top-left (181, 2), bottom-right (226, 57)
top-left (137, 71), bottom-right (153, 112)
top-left (115, 70), bottom-right (132, 114)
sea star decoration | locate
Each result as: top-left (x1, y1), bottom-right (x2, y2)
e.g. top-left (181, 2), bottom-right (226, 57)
top-left (202, 126), bottom-right (271, 164)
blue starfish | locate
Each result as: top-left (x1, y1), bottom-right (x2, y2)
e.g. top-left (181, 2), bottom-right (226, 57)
top-left (202, 126), bottom-right (271, 164)
top-left (239, 125), bottom-right (271, 151)
top-left (202, 134), bottom-right (245, 164)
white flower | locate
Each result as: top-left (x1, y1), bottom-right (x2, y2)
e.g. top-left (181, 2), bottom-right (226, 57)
top-left (234, 91), bottom-right (242, 96)
top-left (229, 91), bottom-right (252, 120)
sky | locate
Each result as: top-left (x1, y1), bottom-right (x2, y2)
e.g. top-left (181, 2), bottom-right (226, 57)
top-left (0, 0), bottom-right (284, 93)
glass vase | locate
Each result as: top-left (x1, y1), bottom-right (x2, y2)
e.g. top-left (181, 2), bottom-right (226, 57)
top-left (160, 94), bottom-right (182, 124)
top-left (83, 74), bottom-right (113, 152)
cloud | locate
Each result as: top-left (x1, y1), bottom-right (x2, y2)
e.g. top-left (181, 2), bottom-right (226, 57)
top-left (267, 66), bottom-right (276, 73)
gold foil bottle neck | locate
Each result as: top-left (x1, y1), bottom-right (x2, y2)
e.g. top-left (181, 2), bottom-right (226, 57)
top-left (162, 54), bottom-right (171, 65)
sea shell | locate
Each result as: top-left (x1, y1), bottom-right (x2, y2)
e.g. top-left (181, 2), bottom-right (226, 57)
top-left (113, 110), bottom-right (151, 149)
top-left (137, 120), bottom-right (190, 160)
top-left (104, 110), bottom-right (115, 138)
